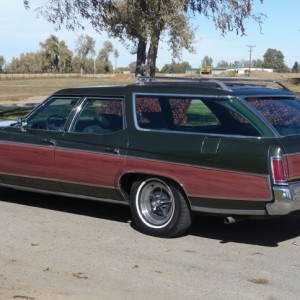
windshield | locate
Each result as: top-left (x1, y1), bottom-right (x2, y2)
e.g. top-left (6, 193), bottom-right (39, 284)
top-left (246, 97), bottom-right (300, 136)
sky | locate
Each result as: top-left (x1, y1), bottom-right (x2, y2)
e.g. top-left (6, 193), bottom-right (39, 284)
top-left (1, 0), bottom-right (300, 69)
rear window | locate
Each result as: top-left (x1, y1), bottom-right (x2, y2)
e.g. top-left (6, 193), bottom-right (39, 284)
top-left (246, 97), bottom-right (300, 136)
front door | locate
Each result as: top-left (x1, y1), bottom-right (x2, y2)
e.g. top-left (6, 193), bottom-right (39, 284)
top-left (54, 97), bottom-right (127, 202)
top-left (0, 97), bottom-right (79, 191)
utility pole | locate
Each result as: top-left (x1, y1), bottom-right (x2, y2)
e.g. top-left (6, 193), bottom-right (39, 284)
top-left (246, 45), bottom-right (256, 76)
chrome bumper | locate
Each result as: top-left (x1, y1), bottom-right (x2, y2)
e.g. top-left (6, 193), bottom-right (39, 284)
top-left (266, 183), bottom-right (300, 215)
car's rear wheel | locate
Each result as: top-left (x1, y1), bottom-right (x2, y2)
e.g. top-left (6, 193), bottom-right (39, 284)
top-left (130, 177), bottom-right (192, 237)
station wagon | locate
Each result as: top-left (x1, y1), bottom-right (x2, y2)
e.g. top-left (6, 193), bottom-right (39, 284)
top-left (1, 76), bottom-right (300, 237)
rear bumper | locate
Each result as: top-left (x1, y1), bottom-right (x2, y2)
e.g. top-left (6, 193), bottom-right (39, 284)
top-left (266, 183), bottom-right (300, 215)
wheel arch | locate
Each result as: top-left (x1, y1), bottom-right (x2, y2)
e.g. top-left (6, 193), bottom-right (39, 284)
top-left (119, 172), bottom-right (191, 209)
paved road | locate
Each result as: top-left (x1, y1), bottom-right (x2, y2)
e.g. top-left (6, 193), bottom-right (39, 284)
top-left (1, 187), bottom-right (300, 300)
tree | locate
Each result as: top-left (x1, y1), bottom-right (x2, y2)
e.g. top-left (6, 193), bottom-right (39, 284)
top-left (95, 41), bottom-right (114, 73)
top-left (202, 56), bottom-right (213, 67)
top-left (75, 34), bottom-right (96, 74)
top-left (102, 0), bottom-right (195, 76)
top-left (8, 52), bottom-right (42, 73)
top-left (263, 48), bottom-right (289, 73)
top-left (128, 62), bottom-right (137, 73)
top-left (252, 59), bottom-right (264, 68)
top-left (232, 59), bottom-right (249, 67)
top-left (114, 49), bottom-right (119, 72)
top-left (0, 56), bottom-right (5, 72)
top-left (58, 41), bottom-right (73, 72)
top-left (39, 34), bottom-right (60, 72)
top-left (292, 62), bottom-right (300, 73)
top-left (161, 61), bottom-right (192, 73)
top-left (24, 0), bottom-right (265, 76)
top-left (217, 60), bottom-right (229, 67)
top-left (40, 34), bottom-right (73, 72)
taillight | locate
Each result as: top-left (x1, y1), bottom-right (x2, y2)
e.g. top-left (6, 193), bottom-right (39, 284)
top-left (271, 157), bottom-right (288, 184)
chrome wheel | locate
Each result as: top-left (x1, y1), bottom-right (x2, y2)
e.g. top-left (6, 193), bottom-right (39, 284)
top-left (136, 179), bottom-right (175, 228)
top-left (130, 177), bottom-right (192, 237)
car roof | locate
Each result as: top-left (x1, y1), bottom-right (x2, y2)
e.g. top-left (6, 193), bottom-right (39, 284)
top-left (228, 85), bottom-right (296, 98)
top-left (53, 82), bottom-right (233, 97)
top-left (52, 77), bottom-right (297, 99)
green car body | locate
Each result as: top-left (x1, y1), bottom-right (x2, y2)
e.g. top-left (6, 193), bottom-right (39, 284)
top-left (0, 77), bottom-right (300, 237)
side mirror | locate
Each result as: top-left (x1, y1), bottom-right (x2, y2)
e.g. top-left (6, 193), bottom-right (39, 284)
top-left (17, 117), bottom-right (27, 132)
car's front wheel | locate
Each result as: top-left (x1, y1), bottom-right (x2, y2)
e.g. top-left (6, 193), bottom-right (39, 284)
top-left (130, 177), bottom-right (192, 237)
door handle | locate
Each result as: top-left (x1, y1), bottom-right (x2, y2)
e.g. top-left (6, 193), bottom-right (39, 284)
top-left (42, 138), bottom-right (56, 146)
top-left (105, 147), bottom-right (120, 155)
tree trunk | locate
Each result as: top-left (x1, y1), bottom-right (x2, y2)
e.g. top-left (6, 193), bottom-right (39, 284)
top-left (147, 31), bottom-right (161, 76)
top-left (135, 38), bottom-right (147, 76)
top-left (147, 41), bottom-right (158, 76)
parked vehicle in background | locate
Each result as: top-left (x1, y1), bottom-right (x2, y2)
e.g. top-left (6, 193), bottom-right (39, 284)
top-left (0, 77), bottom-right (300, 237)
top-left (201, 66), bottom-right (212, 74)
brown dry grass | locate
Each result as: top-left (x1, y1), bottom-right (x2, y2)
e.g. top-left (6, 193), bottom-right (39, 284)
top-left (246, 71), bottom-right (300, 93)
top-left (0, 72), bottom-right (299, 105)
top-left (0, 74), bottom-right (134, 104)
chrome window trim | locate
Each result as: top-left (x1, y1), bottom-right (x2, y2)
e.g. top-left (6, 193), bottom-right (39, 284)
top-left (131, 127), bottom-right (267, 139)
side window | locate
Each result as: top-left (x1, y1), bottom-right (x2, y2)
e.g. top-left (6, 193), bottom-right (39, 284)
top-left (171, 99), bottom-right (220, 127)
top-left (135, 96), bottom-right (221, 131)
top-left (136, 97), bottom-right (166, 129)
top-left (71, 98), bottom-right (123, 134)
top-left (247, 97), bottom-right (300, 126)
top-left (246, 97), bottom-right (300, 136)
top-left (27, 97), bottom-right (79, 131)
top-left (135, 95), bottom-right (260, 136)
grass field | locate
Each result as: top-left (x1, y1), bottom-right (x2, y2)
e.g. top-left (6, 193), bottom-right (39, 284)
top-left (0, 74), bottom-right (134, 103)
top-left (0, 72), bottom-right (299, 105)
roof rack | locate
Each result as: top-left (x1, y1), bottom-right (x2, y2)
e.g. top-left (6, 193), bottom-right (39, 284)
top-left (213, 77), bottom-right (291, 91)
top-left (135, 76), bottom-right (292, 92)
